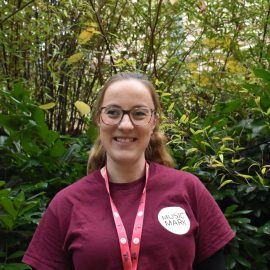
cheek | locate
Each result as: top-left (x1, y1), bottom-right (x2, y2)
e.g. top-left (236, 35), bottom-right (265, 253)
top-left (98, 125), bottom-right (108, 141)
top-left (99, 124), bottom-right (115, 141)
top-left (142, 127), bottom-right (154, 140)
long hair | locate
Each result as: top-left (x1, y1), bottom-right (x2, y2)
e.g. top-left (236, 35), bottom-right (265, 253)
top-left (87, 72), bottom-right (174, 173)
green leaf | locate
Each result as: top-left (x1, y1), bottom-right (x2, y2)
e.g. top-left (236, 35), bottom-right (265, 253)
top-left (13, 191), bottom-right (25, 212)
top-left (0, 181), bottom-right (6, 188)
top-left (215, 99), bottom-right (241, 113)
top-left (50, 140), bottom-right (66, 158)
top-left (19, 201), bottom-right (39, 216)
top-left (258, 221), bottom-right (270, 235)
top-left (225, 204), bottom-right (238, 215)
top-left (243, 83), bottom-right (261, 95)
top-left (0, 215), bottom-right (14, 230)
top-left (8, 251), bottom-right (25, 259)
top-left (12, 83), bottom-right (30, 101)
top-left (0, 189), bottom-right (11, 197)
top-left (230, 217), bottom-right (251, 224)
top-left (0, 197), bottom-right (17, 218)
top-left (86, 125), bottom-right (98, 145)
top-left (253, 68), bottom-right (270, 82)
top-left (237, 256), bottom-right (251, 268)
top-left (32, 108), bottom-right (46, 126)
top-left (0, 115), bottom-right (22, 132)
top-left (0, 263), bottom-right (32, 270)
top-left (255, 172), bottom-right (265, 185)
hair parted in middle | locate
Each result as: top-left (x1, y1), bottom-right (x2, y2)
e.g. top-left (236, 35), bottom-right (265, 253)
top-left (87, 72), bottom-right (174, 173)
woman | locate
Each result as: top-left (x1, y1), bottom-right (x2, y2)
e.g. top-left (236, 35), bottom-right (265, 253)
top-left (23, 72), bottom-right (235, 270)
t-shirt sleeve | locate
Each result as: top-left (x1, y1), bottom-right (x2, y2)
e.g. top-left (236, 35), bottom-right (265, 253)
top-left (192, 178), bottom-right (235, 263)
top-left (22, 204), bottom-right (72, 270)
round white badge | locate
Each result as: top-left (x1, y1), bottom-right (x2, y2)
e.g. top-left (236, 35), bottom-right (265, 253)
top-left (158, 206), bottom-right (190, 235)
top-left (120, 238), bottom-right (127, 244)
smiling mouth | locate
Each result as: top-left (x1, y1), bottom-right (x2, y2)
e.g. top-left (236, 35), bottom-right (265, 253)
top-left (114, 137), bottom-right (137, 143)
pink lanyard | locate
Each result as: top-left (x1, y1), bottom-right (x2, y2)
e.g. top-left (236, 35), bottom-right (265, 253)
top-left (103, 163), bottom-right (149, 270)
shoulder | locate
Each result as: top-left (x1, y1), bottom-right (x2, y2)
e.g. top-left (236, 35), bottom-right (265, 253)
top-left (149, 162), bottom-right (204, 190)
top-left (148, 162), bottom-right (213, 208)
top-left (48, 170), bottom-right (105, 213)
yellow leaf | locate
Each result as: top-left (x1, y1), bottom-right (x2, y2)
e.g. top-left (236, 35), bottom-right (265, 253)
top-left (211, 159), bottom-right (224, 167)
top-left (167, 102), bottom-right (175, 112)
top-left (223, 37), bottom-right (231, 50)
top-left (39, 102), bottom-right (56, 110)
top-left (219, 154), bottom-right (224, 163)
top-left (67, 52), bottom-right (83, 65)
top-left (161, 92), bottom-right (171, 97)
top-left (231, 158), bottom-right (243, 164)
top-left (78, 30), bottom-right (94, 45)
top-left (255, 96), bottom-right (261, 107)
top-left (226, 59), bottom-right (245, 74)
top-left (190, 128), bottom-right (196, 134)
top-left (202, 38), bottom-right (220, 48)
top-left (187, 62), bottom-right (198, 71)
top-left (155, 78), bottom-right (164, 86)
top-left (195, 129), bottom-right (204, 135)
top-left (78, 27), bottom-right (100, 45)
top-left (236, 173), bottom-right (253, 179)
top-left (75, 101), bottom-right (90, 116)
top-left (199, 75), bottom-right (209, 86)
top-left (180, 114), bottom-right (189, 124)
top-left (186, 148), bottom-right (198, 155)
top-left (87, 22), bottom-right (98, 28)
top-left (256, 172), bottom-right (265, 185)
top-left (222, 136), bottom-right (234, 142)
top-left (170, 0), bottom-right (177, 4)
top-left (218, 180), bottom-right (234, 189)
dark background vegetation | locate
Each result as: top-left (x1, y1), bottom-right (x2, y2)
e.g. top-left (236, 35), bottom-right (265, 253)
top-left (0, 0), bottom-right (270, 269)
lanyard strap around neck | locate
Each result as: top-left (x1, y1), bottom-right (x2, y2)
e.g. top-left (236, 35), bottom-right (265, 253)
top-left (103, 163), bottom-right (149, 270)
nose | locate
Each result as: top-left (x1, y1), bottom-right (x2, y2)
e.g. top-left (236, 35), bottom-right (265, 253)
top-left (118, 114), bottom-right (134, 130)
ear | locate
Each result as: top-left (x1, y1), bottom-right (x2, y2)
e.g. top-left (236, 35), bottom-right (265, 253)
top-left (96, 116), bottom-right (101, 127)
top-left (153, 114), bottom-right (159, 126)
top-left (151, 115), bottom-right (158, 132)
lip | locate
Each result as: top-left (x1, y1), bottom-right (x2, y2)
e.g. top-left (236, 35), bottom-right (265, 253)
top-left (113, 136), bottom-right (137, 143)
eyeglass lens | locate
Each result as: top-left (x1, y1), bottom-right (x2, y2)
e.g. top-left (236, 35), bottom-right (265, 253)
top-left (101, 107), bottom-right (153, 126)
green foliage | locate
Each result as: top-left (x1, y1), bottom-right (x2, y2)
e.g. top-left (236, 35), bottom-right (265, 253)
top-left (0, 182), bottom-right (44, 269)
top-left (0, 84), bottom-right (90, 268)
top-left (1, 0), bottom-right (269, 133)
top-left (161, 61), bottom-right (270, 269)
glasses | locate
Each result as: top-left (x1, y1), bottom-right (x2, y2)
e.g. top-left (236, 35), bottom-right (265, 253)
top-left (100, 106), bottom-right (155, 126)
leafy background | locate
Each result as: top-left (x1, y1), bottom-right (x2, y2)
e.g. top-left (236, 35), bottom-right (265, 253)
top-left (0, 0), bottom-right (270, 269)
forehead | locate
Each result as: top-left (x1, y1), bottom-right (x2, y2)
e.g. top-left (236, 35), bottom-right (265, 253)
top-left (102, 79), bottom-right (154, 108)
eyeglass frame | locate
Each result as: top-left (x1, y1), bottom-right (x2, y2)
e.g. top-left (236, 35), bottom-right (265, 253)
top-left (99, 106), bottom-right (156, 126)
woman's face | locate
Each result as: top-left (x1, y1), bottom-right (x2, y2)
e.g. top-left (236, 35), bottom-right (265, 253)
top-left (98, 79), bottom-right (156, 167)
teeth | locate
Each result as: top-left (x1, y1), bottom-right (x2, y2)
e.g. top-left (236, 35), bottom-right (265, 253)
top-left (115, 137), bottom-right (134, 143)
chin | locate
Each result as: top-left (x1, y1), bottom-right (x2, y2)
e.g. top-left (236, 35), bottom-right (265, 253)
top-left (109, 154), bottom-right (144, 166)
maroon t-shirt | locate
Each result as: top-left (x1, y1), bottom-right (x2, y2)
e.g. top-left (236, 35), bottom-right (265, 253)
top-left (22, 163), bottom-right (235, 270)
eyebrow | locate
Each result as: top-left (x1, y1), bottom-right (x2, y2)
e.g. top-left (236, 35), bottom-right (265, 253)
top-left (102, 104), bottom-right (150, 109)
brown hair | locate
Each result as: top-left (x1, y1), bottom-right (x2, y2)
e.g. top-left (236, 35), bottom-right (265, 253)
top-left (87, 72), bottom-right (174, 173)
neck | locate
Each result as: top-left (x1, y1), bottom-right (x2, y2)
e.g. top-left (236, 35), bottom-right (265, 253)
top-left (105, 158), bottom-right (146, 183)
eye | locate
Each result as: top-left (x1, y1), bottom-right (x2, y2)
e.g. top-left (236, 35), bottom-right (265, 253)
top-left (132, 108), bottom-right (150, 119)
top-left (104, 108), bottom-right (122, 118)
